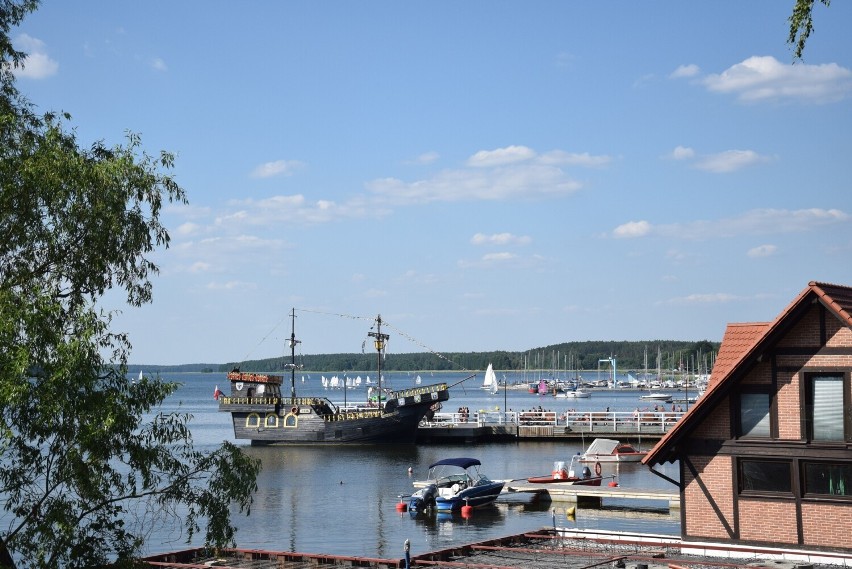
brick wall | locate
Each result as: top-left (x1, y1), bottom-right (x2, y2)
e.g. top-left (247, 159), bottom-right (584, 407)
top-left (738, 498), bottom-right (798, 544)
top-left (826, 315), bottom-right (852, 348)
top-left (693, 396), bottom-right (730, 439)
top-left (802, 502), bottom-right (852, 548)
top-left (777, 305), bottom-right (821, 348)
top-left (741, 361), bottom-right (771, 385)
top-left (684, 455), bottom-right (734, 540)
top-left (775, 370), bottom-right (801, 440)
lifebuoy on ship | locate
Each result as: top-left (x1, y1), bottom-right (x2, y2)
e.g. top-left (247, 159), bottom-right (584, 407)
top-left (291, 407), bottom-right (298, 415)
top-left (594, 461), bottom-right (602, 476)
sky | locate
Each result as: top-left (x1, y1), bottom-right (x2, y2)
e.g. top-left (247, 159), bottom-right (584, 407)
top-left (11, 2), bottom-right (852, 365)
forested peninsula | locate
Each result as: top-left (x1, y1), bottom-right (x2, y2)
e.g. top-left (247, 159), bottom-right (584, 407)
top-left (132, 339), bottom-right (719, 375)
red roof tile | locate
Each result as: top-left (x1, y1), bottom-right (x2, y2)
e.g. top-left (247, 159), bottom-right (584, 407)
top-left (707, 322), bottom-right (770, 389)
top-left (810, 281), bottom-right (852, 328)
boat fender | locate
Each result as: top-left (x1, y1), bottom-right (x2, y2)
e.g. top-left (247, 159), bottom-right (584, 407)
top-left (291, 406), bottom-right (298, 415)
top-left (594, 461), bottom-right (602, 476)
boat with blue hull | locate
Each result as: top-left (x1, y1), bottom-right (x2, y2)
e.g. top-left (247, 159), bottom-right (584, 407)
top-left (218, 311), bottom-right (450, 445)
top-left (409, 458), bottom-right (505, 513)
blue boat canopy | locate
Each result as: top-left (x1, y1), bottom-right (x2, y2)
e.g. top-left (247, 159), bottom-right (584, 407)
top-left (429, 457), bottom-right (481, 469)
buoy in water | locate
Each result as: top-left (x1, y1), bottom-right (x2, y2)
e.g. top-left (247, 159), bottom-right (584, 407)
top-left (461, 504), bottom-right (473, 517)
top-left (396, 501), bottom-right (408, 512)
top-left (407, 466), bottom-right (413, 475)
top-left (566, 506), bottom-right (576, 518)
top-left (608, 480), bottom-right (619, 487)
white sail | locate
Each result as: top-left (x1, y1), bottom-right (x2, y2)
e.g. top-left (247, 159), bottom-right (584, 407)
top-left (482, 363), bottom-right (498, 394)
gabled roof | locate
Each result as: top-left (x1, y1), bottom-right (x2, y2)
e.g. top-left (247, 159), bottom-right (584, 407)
top-left (643, 281), bottom-right (852, 466)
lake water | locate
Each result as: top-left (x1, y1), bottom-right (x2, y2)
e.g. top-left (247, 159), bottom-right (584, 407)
top-left (148, 371), bottom-right (682, 559)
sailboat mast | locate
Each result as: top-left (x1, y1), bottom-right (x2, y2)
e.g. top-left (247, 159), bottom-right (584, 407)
top-left (368, 314), bottom-right (389, 410)
top-left (288, 308), bottom-right (300, 399)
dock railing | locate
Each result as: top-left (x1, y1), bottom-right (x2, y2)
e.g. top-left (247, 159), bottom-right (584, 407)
top-left (422, 409), bottom-right (684, 433)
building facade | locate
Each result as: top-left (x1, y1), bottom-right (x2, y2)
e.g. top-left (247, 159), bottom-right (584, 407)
top-left (644, 281), bottom-right (852, 552)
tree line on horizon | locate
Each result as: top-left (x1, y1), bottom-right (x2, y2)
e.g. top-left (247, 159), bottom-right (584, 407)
top-left (135, 339), bottom-right (720, 375)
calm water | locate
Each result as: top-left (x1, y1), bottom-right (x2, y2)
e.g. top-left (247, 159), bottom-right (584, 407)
top-left (148, 371), bottom-right (682, 558)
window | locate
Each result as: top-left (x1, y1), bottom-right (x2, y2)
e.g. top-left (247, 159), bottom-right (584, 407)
top-left (805, 373), bottom-right (846, 442)
top-left (804, 462), bottom-right (852, 496)
top-left (739, 392), bottom-right (771, 437)
top-left (740, 460), bottom-right (791, 493)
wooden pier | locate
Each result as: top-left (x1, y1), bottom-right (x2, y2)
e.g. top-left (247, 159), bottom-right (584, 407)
top-left (416, 409), bottom-right (681, 444)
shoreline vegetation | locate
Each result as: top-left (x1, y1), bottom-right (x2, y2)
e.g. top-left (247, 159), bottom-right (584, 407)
top-left (128, 339), bottom-right (719, 376)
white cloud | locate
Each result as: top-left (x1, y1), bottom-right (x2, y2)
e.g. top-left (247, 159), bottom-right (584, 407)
top-left (191, 234), bottom-right (286, 255)
top-left (538, 150), bottom-right (612, 168)
top-left (661, 293), bottom-right (742, 305)
top-left (457, 252), bottom-right (544, 270)
top-left (466, 145), bottom-right (536, 168)
top-left (702, 55), bottom-right (852, 104)
top-left (205, 280), bottom-right (257, 291)
top-left (670, 146), bottom-right (695, 160)
top-left (364, 288), bottom-right (387, 298)
top-left (612, 208), bottom-right (849, 240)
top-left (151, 57), bottom-right (168, 72)
top-left (670, 64), bottom-right (700, 79)
top-left (556, 52), bottom-right (576, 69)
top-left (367, 163), bottom-right (581, 205)
top-left (250, 159), bottom-right (304, 179)
top-left (188, 261), bottom-right (212, 273)
top-left (176, 222), bottom-right (200, 235)
top-left (470, 232), bottom-right (532, 246)
top-left (184, 145), bottom-right (591, 230)
top-left (409, 151), bottom-right (439, 165)
top-left (12, 34), bottom-right (58, 79)
top-left (747, 244), bottom-right (778, 258)
top-left (694, 149), bottom-right (769, 173)
top-left (612, 220), bottom-right (652, 239)
top-left (482, 252), bottom-right (517, 262)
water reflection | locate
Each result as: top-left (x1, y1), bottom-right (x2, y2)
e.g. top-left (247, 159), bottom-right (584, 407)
top-left (146, 374), bottom-right (682, 558)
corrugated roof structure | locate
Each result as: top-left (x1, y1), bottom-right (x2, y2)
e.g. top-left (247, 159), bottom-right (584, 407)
top-left (142, 530), bottom-right (852, 568)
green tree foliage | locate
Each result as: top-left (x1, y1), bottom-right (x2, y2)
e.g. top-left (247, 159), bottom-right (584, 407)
top-left (222, 339), bottom-right (719, 375)
top-left (788, 0), bottom-right (831, 60)
top-left (0, 2), bottom-right (260, 567)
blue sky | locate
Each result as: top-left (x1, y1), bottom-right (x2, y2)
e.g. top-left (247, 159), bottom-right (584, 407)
top-left (12, 2), bottom-right (852, 365)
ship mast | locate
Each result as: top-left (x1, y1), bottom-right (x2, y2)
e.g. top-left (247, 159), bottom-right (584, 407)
top-left (286, 308), bottom-right (300, 399)
top-left (368, 314), bottom-right (389, 410)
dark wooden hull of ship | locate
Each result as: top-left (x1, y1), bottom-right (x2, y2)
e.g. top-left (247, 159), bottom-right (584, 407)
top-left (220, 384), bottom-right (449, 445)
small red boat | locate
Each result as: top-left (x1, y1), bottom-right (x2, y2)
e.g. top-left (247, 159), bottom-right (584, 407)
top-left (526, 457), bottom-right (603, 485)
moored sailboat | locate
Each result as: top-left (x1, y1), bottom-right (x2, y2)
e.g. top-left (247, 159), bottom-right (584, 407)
top-left (218, 310), bottom-right (450, 445)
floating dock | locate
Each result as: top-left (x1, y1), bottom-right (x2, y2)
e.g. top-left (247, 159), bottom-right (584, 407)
top-left (503, 482), bottom-right (681, 510)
